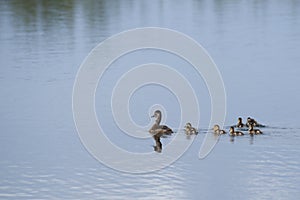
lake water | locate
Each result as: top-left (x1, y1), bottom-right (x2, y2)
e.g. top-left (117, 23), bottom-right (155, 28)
top-left (1, 0), bottom-right (300, 199)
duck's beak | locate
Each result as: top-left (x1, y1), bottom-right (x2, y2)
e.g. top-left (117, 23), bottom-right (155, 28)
top-left (151, 115), bottom-right (155, 118)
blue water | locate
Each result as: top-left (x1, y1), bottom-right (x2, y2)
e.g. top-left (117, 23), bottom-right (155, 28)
top-left (1, 0), bottom-right (300, 199)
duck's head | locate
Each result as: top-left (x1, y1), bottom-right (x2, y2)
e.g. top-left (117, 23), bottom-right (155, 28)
top-left (151, 110), bottom-right (161, 118)
top-left (229, 126), bottom-right (234, 133)
top-left (185, 122), bottom-right (192, 128)
top-left (238, 117), bottom-right (242, 123)
top-left (213, 124), bottom-right (220, 132)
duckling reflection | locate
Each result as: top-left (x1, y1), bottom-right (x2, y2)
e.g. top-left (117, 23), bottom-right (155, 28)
top-left (249, 134), bottom-right (254, 145)
top-left (213, 124), bottom-right (226, 134)
top-left (229, 135), bottom-right (235, 143)
top-left (236, 117), bottom-right (244, 128)
top-left (248, 124), bottom-right (263, 135)
top-left (229, 126), bottom-right (244, 136)
top-left (184, 122), bottom-right (198, 135)
top-left (149, 110), bottom-right (173, 152)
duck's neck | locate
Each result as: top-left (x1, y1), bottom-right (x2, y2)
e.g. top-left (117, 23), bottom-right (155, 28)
top-left (155, 114), bottom-right (161, 125)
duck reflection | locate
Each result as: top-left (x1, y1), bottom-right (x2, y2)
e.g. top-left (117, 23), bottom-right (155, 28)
top-left (152, 134), bottom-right (162, 153)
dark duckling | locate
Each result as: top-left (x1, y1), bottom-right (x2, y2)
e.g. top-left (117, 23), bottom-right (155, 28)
top-left (229, 126), bottom-right (244, 136)
top-left (248, 124), bottom-right (263, 135)
top-left (236, 117), bottom-right (244, 128)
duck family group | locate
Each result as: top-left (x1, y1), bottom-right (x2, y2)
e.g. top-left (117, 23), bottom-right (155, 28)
top-left (212, 117), bottom-right (264, 136)
top-left (149, 110), bottom-right (265, 152)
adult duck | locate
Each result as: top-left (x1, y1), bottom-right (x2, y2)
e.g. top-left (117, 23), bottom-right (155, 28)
top-left (149, 110), bottom-right (173, 136)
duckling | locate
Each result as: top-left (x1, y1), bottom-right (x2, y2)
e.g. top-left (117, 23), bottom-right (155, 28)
top-left (184, 122), bottom-right (198, 135)
top-left (149, 110), bottom-right (173, 135)
top-left (246, 117), bottom-right (258, 127)
top-left (248, 124), bottom-right (263, 135)
top-left (229, 126), bottom-right (244, 136)
top-left (236, 117), bottom-right (244, 128)
top-left (213, 124), bottom-right (226, 134)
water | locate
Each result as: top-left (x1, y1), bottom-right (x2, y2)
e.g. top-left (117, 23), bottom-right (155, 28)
top-left (1, 0), bottom-right (300, 199)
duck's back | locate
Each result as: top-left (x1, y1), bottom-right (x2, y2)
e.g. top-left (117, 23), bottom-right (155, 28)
top-left (159, 125), bottom-right (173, 135)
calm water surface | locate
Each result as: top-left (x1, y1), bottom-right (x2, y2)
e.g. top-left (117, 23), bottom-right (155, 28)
top-left (0, 0), bottom-right (300, 199)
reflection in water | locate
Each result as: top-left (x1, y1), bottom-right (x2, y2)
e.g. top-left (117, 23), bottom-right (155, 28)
top-left (152, 134), bottom-right (162, 153)
top-left (0, 163), bottom-right (188, 199)
top-left (249, 134), bottom-right (254, 145)
top-left (6, 0), bottom-right (76, 32)
top-left (1, 0), bottom-right (300, 199)
top-left (229, 135), bottom-right (235, 143)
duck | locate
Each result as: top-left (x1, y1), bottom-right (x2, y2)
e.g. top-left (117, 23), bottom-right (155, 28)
top-left (248, 124), bottom-right (263, 135)
top-left (184, 122), bottom-right (198, 135)
top-left (246, 117), bottom-right (258, 127)
top-left (149, 110), bottom-right (173, 136)
top-left (213, 124), bottom-right (226, 134)
top-left (229, 126), bottom-right (244, 136)
top-left (236, 117), bottom-right (244, 128)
